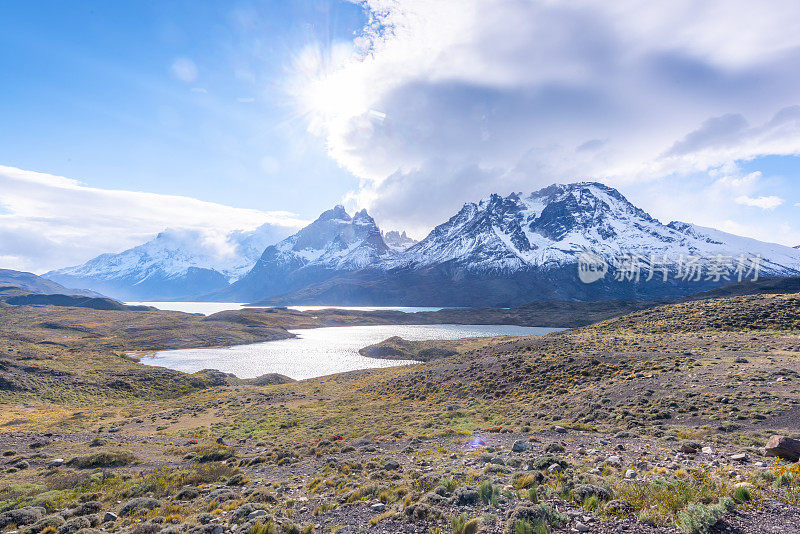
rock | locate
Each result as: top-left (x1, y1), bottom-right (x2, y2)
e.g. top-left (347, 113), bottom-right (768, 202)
top-left (103, 512), bottom-right (118, 523)
top-left (512, 440), bottom-right (530, 452)
top-left (625, 469), bottom-right (637, 479)
top-left (370, 503), bottom-right (386, 512)
top-left (108, 427), bottom-right (121, 433)
top-left (765, 435), bottom-right (800, 462)
top-left (701, 446), bottom-right (715, 455)
top-left (231, 504), bottom-right (265, 523)
top-left (14, 460), bottom-right (30, 469)
top-left (731, 453), bottom-right (748, 462)
top-left (605, 455), bottom-right (622, 467)
top-left (547, 463), bottom-right (563, 473)
top-left (47, 458), bottom-right (64, 468)
top-left (453, 486), bottom-right (480, 506)
top-left (247, 510), bottom-right (268, 520)
top-left (553, 426), bottom-right (567, 433)
top-left (576, 522), bottom-right (590, 532)
top-left (384, 460), bottom-right (400, 471)
top-left (755, 461), bottom-right (768, 468)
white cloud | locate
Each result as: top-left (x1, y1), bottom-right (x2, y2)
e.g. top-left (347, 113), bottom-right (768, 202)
top-left (0, 165), bottom-right (306, 273)
top-left (735, 195), bottom-right (784, 210)
top-left (171, 57), bottom-right (198, 83)
top-left (289, 0), bottom-right (800, 234)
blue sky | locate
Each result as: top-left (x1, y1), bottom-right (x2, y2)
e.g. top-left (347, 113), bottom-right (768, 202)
top-left (1, 1), bottom-right (799, 272)
top-left (0, 0), bottom-right (363, 212)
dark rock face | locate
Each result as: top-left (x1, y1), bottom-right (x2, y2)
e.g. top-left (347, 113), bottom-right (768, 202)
top-left (44, 181), bottom-right (800, 305)
top-left (220, 206), bottom-right (393, 302)
top-left (765, 435), bottom-right (800, 461)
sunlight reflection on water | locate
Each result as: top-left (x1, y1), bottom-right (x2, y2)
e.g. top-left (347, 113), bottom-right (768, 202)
top-left (141, 324), bottom-right (562, 380)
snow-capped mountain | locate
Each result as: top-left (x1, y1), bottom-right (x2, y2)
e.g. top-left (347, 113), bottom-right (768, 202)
top-left (391, 182), bottom-right (800, 276)
top-left (220, 206), bottom-right (394, 301)
top-left (46, 181), bottom-right (800, 305)
top-left (383, 230), bottom-right (418, 252)
top-left (248, 182), bottom-right (800, 306)
top-left (45, 223), bottom-right (295, 301)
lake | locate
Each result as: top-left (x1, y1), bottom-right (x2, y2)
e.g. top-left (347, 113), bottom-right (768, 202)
top-left (141, 324), bottom-right (562, 380)
top-left (126, 301), bottom-right (447, 315)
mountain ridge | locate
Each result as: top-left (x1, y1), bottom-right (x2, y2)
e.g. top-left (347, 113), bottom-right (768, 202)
top-left (246, 182), bottom-right (800, 305)
top-left (43, 181), bottom-right (800, 305)
top-left (45, 223), bottom-right (297, 301)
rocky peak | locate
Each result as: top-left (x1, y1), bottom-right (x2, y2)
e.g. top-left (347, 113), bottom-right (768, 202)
top-left (384, 230), bottom-right (418, 252)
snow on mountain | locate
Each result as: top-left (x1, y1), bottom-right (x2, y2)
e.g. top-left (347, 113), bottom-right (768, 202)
top-left (389, 182), bottom-right (800, 276)
top-left (45, 182), bottom-right (800, 305)
top-left (45, 223), bottom-right (295, 300)
top-left (264, 205), bottom-right (391, 270)
top-left (383, 230), bottom-right (418, 252)
top-left (222, 206), bottom-right (394, 301)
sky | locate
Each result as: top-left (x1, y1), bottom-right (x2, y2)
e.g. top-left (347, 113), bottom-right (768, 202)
top-left (2, 0), bottom-right (800, 273)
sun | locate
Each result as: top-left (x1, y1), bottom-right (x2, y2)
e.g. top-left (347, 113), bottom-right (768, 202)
top-left (288, 41), bottom-right (369, 126)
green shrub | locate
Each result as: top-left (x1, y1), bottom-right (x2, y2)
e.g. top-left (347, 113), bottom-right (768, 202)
top-left (675, 498), bottom-right (735, 534)
top-left (66, 451), bottom-right (136, 468)
top-left (733, 486), bottom-right (751, 503)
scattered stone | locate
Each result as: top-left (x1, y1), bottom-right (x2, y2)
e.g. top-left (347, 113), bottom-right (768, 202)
top-left (47, 458), bottom-right (64, 467)
top-left (701, 446), bottom-right (714, 455)
top-left (731, 453), bottom-right (748, 462)
top-left (512, 440), bottom-right (530, 452)
top-left (765, 435), bottom-right (800, 462)
top-left (605, 455), bottom-right (622, 467)
top-left (103, 512), bottom-right (118, 523)
top-left (625, 469), bottom-right (637, 479)
top-left (384, 460), bottom-right (400, 471)
top-left (576, 522), bottom-right (590, 532)
top-left (247, 509), bottom-right (268, 520)
top-left (554, 426), bottom-right (567, 433)
top-left (548, 463), bottom-right (563, 473)
top-left (453, 486), bottom-right (479, 506)
top-left (371, 503), bottom-right (386, 512)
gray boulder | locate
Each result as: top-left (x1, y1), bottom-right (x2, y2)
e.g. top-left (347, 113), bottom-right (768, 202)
top-left (765, 435), bottom-right (800, 462)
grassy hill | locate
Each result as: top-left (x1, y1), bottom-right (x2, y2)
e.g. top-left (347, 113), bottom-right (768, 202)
top-left (0, 291), bottom-right (799, 533)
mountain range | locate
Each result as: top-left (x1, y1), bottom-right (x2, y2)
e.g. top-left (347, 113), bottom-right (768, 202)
top-left (0, 269), bottom-right (104, 298)
top-left (46, 223), bottom-right (295, 301)
top-left (43, 182), bottom-right (800, 305)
